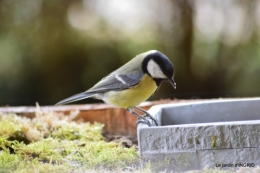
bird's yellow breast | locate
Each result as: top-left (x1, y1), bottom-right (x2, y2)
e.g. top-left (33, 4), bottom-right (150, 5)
top-left (103, 74), bottom-right (157, 109)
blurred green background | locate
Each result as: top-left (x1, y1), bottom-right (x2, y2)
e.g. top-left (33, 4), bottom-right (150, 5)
top-left (1, 0), bottom-right (260, 106)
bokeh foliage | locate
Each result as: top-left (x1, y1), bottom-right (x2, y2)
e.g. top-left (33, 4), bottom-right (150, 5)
top-left (1, 0), bottom-right (260, 106)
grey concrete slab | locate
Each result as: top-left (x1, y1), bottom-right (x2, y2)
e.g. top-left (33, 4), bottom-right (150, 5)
top-left (138, 98), bottom-right (260, 171)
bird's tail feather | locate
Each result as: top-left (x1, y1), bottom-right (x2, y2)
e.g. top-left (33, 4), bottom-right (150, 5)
top-left (55, 92), bottom-right (95, 105)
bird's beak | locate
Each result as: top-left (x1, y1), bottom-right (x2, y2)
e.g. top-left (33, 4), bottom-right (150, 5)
top-left (168, 78), bottom-right (176, 89)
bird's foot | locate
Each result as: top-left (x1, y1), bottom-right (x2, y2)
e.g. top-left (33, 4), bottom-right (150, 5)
top-left (128, 107), bottom-right (158, 127)
top-left (136, 117), bottom-right (158, 127)
top-left (136, 119), bottom-right (152, 127)
top-left (143, 114), bottom-right (158, 126)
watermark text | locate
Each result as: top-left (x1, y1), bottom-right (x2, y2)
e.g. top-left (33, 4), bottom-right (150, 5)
top-left (215, 163), bottom-right (255, 168)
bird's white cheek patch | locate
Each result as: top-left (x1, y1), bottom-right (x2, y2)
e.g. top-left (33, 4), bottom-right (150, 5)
top-left (147, 60), bottom-right (167, 78)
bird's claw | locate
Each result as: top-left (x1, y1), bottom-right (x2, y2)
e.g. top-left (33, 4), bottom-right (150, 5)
top-left (144, 115), bottom-right (158, 126)
top-left (136, 119), bottom-right (152, 127)
top-left (136, 117), bottom-right (158, 127)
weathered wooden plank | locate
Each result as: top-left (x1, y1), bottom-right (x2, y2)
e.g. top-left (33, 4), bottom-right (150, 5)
top-left (0, 100), bottom-right (180, 136)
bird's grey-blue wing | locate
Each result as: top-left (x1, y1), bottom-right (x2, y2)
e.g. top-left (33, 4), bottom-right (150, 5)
top-left (55, 69), bottom-right (144, 105)
top-left (86, 70), bottom-right (143, 93)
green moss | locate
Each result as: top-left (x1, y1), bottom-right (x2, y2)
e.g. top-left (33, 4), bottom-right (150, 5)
top-left (0, 150), bottom-right (20, 173)
top-left (51, 122), bottom-right (104, 141)
top-left (0, 114), bottom-right (24, 139)
top-left (0, 109), bottom-right (139, 172)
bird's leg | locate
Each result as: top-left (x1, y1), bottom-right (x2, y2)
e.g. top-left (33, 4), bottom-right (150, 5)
top-left (128, 107), bottom-right (158, 127)
top-left (134, 107), bottom-right (158, 126)
top-left (127, 108), bottom-right (152, 127)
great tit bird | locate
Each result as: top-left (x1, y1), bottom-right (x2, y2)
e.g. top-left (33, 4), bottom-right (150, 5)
top-left (56, 50), bottom-right (176, 126)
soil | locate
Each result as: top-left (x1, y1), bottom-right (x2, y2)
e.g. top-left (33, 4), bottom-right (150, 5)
top-left (103, 134), bottom-right (138, 149)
